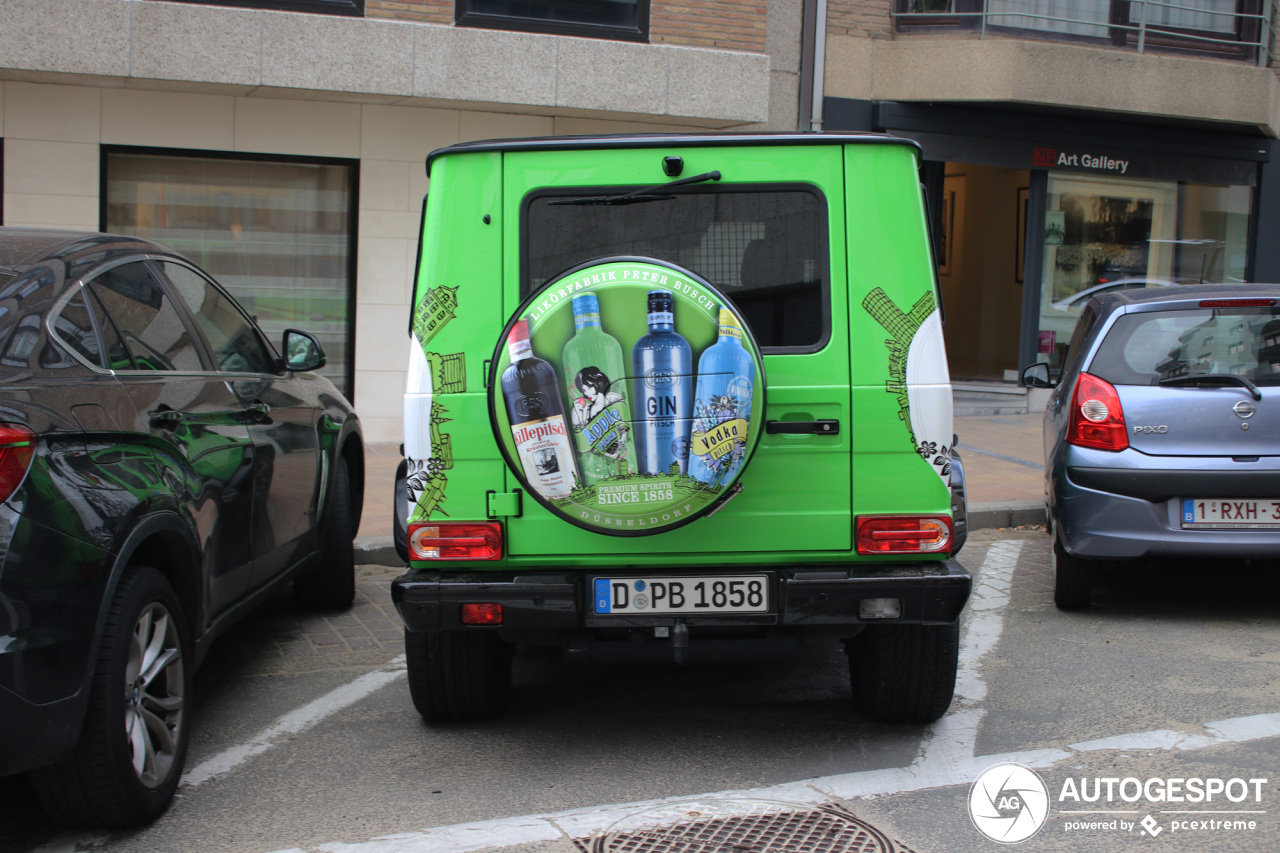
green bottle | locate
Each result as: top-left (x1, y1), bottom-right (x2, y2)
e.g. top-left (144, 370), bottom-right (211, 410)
top-left (562, 292), bottom-right (637, 484)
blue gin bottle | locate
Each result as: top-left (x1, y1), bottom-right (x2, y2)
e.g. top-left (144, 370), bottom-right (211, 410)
top-left (631, 290), bottom-right (693, 476)
top-left (688, 307), bottom-right (755, 487)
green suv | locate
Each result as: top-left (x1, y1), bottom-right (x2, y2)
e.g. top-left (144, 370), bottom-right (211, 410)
top-left (391, 133), bottom-right (970, 724)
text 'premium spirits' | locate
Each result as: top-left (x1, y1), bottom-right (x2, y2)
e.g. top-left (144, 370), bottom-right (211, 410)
top-left (502, 319), bottom-right (579, 499)
top-left (562, 293), bottom-right (636, 485)
top-left (632, 290), bottom-right (693, 476)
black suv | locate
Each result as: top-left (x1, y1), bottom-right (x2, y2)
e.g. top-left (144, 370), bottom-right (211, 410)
top-left (0, 229), bottom-right (364, 826)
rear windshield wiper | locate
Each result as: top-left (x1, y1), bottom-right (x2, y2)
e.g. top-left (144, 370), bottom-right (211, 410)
top-left (548, 170), bottom-right (721, 206)
top-left (1157, 373), bottom-right (1262, 400)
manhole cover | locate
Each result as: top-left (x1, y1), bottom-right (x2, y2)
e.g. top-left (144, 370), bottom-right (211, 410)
top-left (574, 798), bottom-right (915, 853)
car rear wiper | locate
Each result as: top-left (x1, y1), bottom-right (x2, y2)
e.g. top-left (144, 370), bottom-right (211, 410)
top-left (547, 170), bottom-right (721, 206)
top-left (1157, 373), bottom-right (1262, 400)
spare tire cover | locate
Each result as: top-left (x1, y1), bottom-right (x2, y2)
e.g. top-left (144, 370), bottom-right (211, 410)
top-left (488, 257), bottom-right (766, 536)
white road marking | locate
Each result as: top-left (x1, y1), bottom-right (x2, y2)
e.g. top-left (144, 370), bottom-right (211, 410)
top-left (183, 655), bottom-right (407, 787)
top-left (249, 540), bottom-right (1279, 853)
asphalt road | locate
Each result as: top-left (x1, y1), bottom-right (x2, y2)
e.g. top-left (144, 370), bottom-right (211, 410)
top-left (3, 528), bottom-right (1280, 853)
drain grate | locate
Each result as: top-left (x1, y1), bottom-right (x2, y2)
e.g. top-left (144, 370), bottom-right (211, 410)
top-left (574, 800), bottom-right (915, 853)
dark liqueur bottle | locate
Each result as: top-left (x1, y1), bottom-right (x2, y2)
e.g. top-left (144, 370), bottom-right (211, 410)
top-left (501, 319), bottom-right (579, 499)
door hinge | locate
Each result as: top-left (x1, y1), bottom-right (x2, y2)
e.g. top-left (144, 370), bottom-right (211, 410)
top-left (486, 489), bottom-right (523, 518)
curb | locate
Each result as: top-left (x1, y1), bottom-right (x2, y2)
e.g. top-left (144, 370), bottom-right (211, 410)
top-left (355, 535), bottom-right (402, 569)
top-left (967, 499), bottom-right (1046, 531)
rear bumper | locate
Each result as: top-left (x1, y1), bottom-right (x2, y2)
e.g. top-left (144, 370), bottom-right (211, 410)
top-left (391, 560), bottom-right (971, 639)
top-left (1054, 453), bottom-right (1280, 559)
top-left (0, 684), bottom-right (81, 776)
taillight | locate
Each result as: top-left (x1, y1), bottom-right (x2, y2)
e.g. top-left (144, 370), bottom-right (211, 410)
top-left (408, 522), bottom-right (503, 561)
top-left (1068, 372), bottom-right (1129, 452)
top-left (1200, 298), bottom-right (1276, 308)
top-left (856, 515), bottom-right (952, 554)
top-left (460, 603), bottom-right (503, 625)
top-left (0, 424), bottom-right (36, 504)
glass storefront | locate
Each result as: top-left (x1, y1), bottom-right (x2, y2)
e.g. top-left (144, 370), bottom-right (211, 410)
top-left (1034, 173), bottom-right (1253, 367)
top-left (104, 151), bottom-right (356, 394)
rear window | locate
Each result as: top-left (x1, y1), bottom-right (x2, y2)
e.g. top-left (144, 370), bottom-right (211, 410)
top-left (1090, 306), bottom-right (1280, 387)
top-left (522, 187), bottom-right (828, 351)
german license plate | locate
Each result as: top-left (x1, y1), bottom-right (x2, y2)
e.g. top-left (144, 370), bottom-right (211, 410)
top-left (1181, 498), bottom-right (1280, 528)
top-left (592, 575), bottom-right (770, 615)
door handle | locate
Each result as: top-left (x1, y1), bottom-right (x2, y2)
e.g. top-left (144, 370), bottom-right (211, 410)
top-left (766, 419), bottom-right (840, 435)
top-left (244, 401), bottom-right (271, 423)
top-left (150, 408), bottom-right (183, 429)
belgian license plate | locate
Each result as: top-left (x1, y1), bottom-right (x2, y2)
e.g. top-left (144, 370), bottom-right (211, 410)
top-left (1181, 498), bottom-right (1280, 528)
top-left (592, 575), bottom-right (770, 615)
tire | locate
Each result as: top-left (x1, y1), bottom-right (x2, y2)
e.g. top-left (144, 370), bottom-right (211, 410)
top-left (1052, 537), bottom-right (1092, 611)
top-left (295, 453), bottom-right (356, 609)
top-left (404, 629), bottom-right (513, 723)
top-left (847, 622), bottom-right (959, 724)
top-left (32, 566), bottom-right (191, 827)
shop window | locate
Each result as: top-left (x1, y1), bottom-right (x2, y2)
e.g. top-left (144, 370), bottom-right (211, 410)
top-left (160, 0), bottom-right (364, 16)
top-left (456, 0), bottom-right (648, 41)
top-left (1034, 173), bottom-right (1253, 368)
top-left (894, 0), bottom-right (1264, 60)
top-left (103, 149), bottom-right (356, 394)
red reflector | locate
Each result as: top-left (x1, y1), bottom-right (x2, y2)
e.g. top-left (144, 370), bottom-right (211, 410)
top-left (461, 603), bottom-right (503, 625)
top-left (856, 516), bottom-right (952, 554)
top-left (1068, 372), bottom-right (1128, 452)
top-left (408, 522), bottom-right (503, 561)
top-left (1200, 299), bottom-right (1276, 308)
top-left (0, 424), bottom-right (36, 504)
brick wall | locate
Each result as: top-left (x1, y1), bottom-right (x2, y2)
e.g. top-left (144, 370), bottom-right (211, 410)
top-left (366, 0), bottom-right (451, 24)
top-left (364, 0), bottom-right (768, 52)
top-left (651, 1), bottom-right (766, 52)
top-left (827, 0), bottom-right (894, 40)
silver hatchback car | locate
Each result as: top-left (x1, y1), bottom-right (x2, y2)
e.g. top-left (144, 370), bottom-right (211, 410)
top-left (1024, 284), bottom-right (1280, 609)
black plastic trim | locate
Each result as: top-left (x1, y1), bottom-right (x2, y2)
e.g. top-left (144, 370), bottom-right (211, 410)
top-left (426, 132), bottom-right (920, 176)
top-left (392, 560), bottom-right (971, 634)
top-left (1068, 466), bottom-right (1280, 501)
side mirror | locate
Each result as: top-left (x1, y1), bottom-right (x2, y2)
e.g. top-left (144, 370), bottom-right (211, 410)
top-left (282, 329), bottom-right (326, 373)
top-left (1021, 362), bottom-right (1054, 389)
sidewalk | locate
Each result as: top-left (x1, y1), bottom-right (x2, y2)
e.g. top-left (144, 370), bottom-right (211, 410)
top-left (353, 412), bottom-right (1049, 559)
top-left (953, 412), bottom-right (1047, 530)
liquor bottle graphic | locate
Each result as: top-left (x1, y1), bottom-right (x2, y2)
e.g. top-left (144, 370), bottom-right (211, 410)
top-left (631, 290), bottom-right (693, 476)
top-left (562, 292), bottom-right (637, 484)
top-left (689, 307), bottom-right (755, 487)
top-left (501, 319), bottom-right (579, 500)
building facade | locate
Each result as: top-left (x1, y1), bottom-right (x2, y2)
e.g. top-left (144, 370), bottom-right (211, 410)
top-left (7, 0), bottom-right (1280, 426)
top-left (0, 0), bottom-right (797, 442)
top-left (818, 0), bottom-right (1280, 392)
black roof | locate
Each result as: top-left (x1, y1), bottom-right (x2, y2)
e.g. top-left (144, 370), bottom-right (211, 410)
top-left (425, 130), bottom-right (917, 175)
top-left (0, 228), bottom-right (174, 276)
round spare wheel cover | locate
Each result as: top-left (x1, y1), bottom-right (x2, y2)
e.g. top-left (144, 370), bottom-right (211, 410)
top-left (488, 257), bottom-right (766, 536)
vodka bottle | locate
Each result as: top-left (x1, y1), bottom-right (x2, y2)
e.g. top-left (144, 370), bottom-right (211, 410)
top-left (631, 290), bottom-right (693, 476)
top-left (688, 307), bottom-right (755, 487)
top-left (561, 293), bottom-right (636, 484)
top-left (501, 319), bottom-right (579, 499)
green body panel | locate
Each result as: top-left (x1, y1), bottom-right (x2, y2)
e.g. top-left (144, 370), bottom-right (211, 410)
top-left (404, 153), bottom-right (503, 523)
top-left (407, 138), bottom-right (952, 569)
top-left (843, 145), bottom-right (953, 517)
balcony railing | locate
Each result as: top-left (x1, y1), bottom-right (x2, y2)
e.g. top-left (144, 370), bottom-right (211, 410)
top-left (893, 0), bottom-right (1275, 66)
